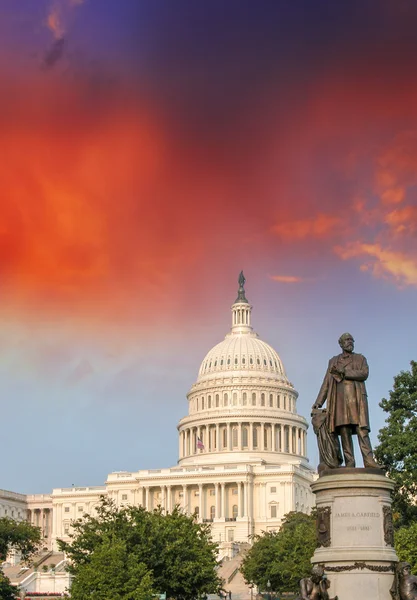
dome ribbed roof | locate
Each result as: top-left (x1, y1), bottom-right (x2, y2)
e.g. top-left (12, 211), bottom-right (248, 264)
top-left (197, 333), bottom-right (288, 380)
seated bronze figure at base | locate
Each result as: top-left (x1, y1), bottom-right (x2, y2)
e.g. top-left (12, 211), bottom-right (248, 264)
top-left (296, 565), bottom-right (338, 600)
top-left (391, 562), bottom-right (417, 600)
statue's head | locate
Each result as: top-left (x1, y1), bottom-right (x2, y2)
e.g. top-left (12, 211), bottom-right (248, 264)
top-left (398, 562), bottom-right (412, 577)
top-left (338, 332), bottom-right (354, 353)
top-left (311, 565), bottom-right (324, 583)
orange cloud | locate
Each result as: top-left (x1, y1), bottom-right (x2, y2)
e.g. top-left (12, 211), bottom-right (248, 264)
top-left (385, 206), bottom-right (417, 233)
top-left (269, 275), bottom-right (305, 283)
top-left (335, 243), bottom-right (417, 287)
top-left (271, 214), bottom-right (342, 241)
top-left (46, 0), bottom-right (84, 39)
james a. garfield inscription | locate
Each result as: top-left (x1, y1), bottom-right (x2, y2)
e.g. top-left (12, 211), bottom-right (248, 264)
top-left (312, 333), bottom-right (379, 469)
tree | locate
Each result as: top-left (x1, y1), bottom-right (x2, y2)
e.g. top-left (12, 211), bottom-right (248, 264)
top-left (375, 361), bottom-right (417, 527)
top-left (59, 497), bottom-right (222, 600)
top-left (0, 517), bottom-right (42, 600)
top-left (0, 571), bottom-right (18, 600)
top-left (0, 517), bottom-right (42, 562)
top-left (240, 511), bottom-right (317, 594)
top-left (395, 522), bottom-right (417, 573)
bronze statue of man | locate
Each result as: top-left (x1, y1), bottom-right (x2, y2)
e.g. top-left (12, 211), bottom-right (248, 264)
top-left (312, 333), bottom-right (378, 469)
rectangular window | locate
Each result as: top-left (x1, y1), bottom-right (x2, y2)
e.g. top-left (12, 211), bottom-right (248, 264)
top-left (271, 505), bottom-right (277, 518)
top-left (64, 507), bottom-right (70, 513)
top-left (195, 492), bottom-right (199, 496)
top-left (270, 487), bottom-right (277, 493)
top-left (78, 506), bottom-right (84, 512)
top-left (231, 488), bottom-right (238, 495)
top-left (209, 489), bottom-right (215, 496)
top-left (122, 494), bottom-right (128, 501)
top-left (227, 528), bottom-right (235, 541)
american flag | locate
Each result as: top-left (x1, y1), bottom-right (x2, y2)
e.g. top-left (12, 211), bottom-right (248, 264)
top-left (197, 437), bottom-right (205, 450)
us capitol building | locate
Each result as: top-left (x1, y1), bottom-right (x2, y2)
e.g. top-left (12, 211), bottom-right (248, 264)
top-left (1, 274), bottom-right (315, 574)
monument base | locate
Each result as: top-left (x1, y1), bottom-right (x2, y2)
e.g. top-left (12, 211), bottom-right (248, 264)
top-left (311, 469), bottom-right (398, 600)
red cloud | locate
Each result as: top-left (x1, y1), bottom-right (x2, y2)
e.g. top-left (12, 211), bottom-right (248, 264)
top-left (271, 214), bottom-right (343, 241)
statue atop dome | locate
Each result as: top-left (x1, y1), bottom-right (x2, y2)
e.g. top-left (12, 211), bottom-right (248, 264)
top-left (235, 271), bottom-right (249, 303)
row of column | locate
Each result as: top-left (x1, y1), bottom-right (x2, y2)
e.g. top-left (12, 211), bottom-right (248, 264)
top-left (136, 481), bottom-right (251, 521)
top-left (179, 422), bottom-right (307, 458)
top-left (27, 508), bottom-right (52, 539)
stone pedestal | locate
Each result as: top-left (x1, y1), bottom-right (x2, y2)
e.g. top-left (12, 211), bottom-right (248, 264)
top-left (311, 468), bottom-right (398, 599)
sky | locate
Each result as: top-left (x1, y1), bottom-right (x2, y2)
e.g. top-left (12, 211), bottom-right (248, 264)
top-left (0, 0), bottom-right (416, 493)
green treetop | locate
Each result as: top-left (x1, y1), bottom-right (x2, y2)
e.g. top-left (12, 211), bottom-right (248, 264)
top-left (375, 360), bottom-right (417, 527)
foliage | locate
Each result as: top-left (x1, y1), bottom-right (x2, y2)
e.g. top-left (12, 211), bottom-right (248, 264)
top-left (0, 571), bottom-right (17, 600)
top-left (0, 517), bottom-right (42, 562)
top-left (69, 537), bottom-right (154, 600)
top-left (395, 522), bottom-right (417, 573)
top-left (58, 496), bottom-right (222, 600)
top-left (0, 518), bottom-right (41, 600)
top-left (375, 361), bottom-right (417, 527)
top-left (240, 511), bottom-right (317, 593)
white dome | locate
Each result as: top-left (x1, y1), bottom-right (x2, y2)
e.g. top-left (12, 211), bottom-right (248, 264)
top-left (197, 332), bottom-right (289, 383)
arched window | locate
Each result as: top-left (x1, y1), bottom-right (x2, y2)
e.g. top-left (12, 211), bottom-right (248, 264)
top-left (269, 394), bottom-right (273, 407)
top-left (253, 426), bottom-right (258, 448)
top-left (223, 428), bottom-right (227, 448)
top-left (242, 392), bottom-right (247, 406)
top-left (216, 394), bottom-right (219, 407)
top-left (232, 427), bottom-right (238, 448)
top-left (284, 396), bottom-right (287, 410)
top-left (242, 357), bottom-right (246, 365)
top-left (252, 393), bottom-right (256, 406)
top-left (210, 505), bottom-right (215, 519)
top-left (194, 506), bottom-right (199, 518)
top-left (224, 393), bottom-right (228, 406)
top-left (208, 395), bottom-right (211, 409)
top-left (233, 392), bottom-right (237, 405)
top-left (196, 398), bottom-right (199, 411)
top-left (202, 397), bottom-right (205, 410)
top-left (213, 429), bottom-right (217, 450)
top-left (242, 426), bottom-right (248, 448)
top-left (232, 505), bottom-right (238, 519)
top-left (234, 357), bottom-right (238, 365)
top-left (277, 395), bottom-right (281, 408)
top-left (261, 393), bottom-right (265, 406)
top-left (250, 357), bottom-right (253, 365)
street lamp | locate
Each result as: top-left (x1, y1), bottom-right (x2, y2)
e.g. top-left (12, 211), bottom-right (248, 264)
top-left (267, 579), bottom-right (271, 600)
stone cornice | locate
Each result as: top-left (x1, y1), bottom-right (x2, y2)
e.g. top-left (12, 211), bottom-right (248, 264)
top-left (178, 411), bottom-right (308, 429)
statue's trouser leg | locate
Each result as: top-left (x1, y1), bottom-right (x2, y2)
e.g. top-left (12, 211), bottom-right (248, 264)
top-left (355, 426), bottom-right (376, 467)
top-left (339, 426), bottom-right (355, 467)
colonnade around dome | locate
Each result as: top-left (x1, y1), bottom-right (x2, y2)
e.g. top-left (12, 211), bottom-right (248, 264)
top-left (179, 421), bottom-right (307, 459)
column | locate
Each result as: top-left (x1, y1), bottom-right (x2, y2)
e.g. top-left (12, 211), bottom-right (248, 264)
top-left (179, 432), bottom-right (182, 459)
top-left (215, 483), bottom-right (220, 519)
top-left (199, 484), bottom-right (203, 520)
top-left (249, 422), bottom-right (254, 451)
top-left (262, 482), bottom-right (267, 519)
top-left (242, 482), bottom-right (247, 517)
top-left (304, 431), bottom-right (307, 456)
top-left (261, 422), bottom-right (265, 450)
top-left (145, 487), bottom-right (150, 510)
top-left (182, 485), bottom-right (187, 512)
top-left (221, 483), bottom-right (226, 519)
top-left (161, 486), bottom-right (166, 510)
top-left (237, 482), bottom-right (242, 518)
top-left (166, 486), bottom-right (172, 512)
top-left (216, 424), bottom-right (220, 451)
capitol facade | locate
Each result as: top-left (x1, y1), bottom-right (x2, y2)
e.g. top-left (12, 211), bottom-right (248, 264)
top-left (1, 275), bottom-right (315, 589)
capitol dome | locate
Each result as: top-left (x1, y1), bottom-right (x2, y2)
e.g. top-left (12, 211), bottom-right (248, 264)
top-left (177, 273), bottom-right (309, 467)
